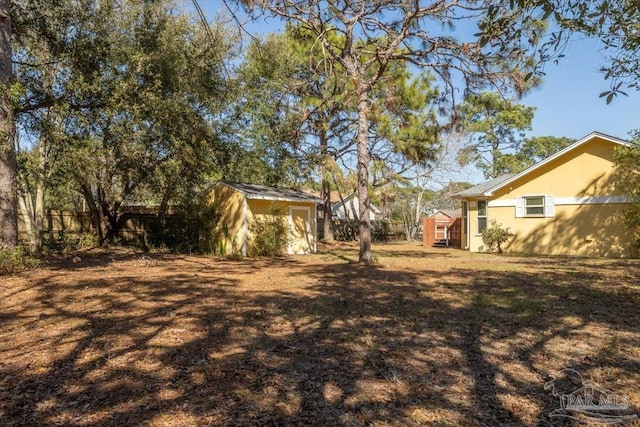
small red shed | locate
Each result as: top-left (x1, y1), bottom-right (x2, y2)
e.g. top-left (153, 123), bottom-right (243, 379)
top-left (423, 209), bottom-right (462, 248)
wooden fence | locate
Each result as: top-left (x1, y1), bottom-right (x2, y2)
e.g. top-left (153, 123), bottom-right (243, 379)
top-left (18, 210), bottom-right (181, 247)
top-left (19, 211), bottom-right (416, 247)
top-left (317, 219), bottom-right (409, 242)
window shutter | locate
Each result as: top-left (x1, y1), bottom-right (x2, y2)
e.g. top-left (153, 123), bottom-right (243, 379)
top-left (515, 197), bottom-right (524, 218)
top-left (545, 195), bottom-right (555, 217)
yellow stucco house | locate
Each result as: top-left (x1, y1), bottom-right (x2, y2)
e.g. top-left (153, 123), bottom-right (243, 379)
top-left (453, 132), bottom-right (636, 257)
top-left (204, 181), bottom-right (321, 255)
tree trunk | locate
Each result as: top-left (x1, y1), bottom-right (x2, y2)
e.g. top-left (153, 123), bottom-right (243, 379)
top-left (17, 194), bottom-right (33, 250)
top-left (321, 176), bottom-right (334, 241)
top-left (101, 200), bottom-right (119, 244)
top-left (17, 148), bottom-right (44, 254)
top-left (412, 190), bottom-right (423, 241)
top-left (0, 0), bottom-right (16, 249)
top-left (319, 129), bottom-right (334, 241)
top-left (81, 185), bottom-right (105, 243)
top-left (356, 87), bottom-right (373, 264)
top-left (18, 193), bottom-right (43, 254)
top-left (158, 186), bottom-right (172, 222)
top-left (33, 146), bottom-right (45, 253)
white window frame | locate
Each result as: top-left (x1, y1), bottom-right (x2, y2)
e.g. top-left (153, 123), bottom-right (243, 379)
top-left (524, 195), bottom-right (545, 217)
top-left (462, 201), bottom-right (468, 236)
top-left (516, 195), bottom-right (555, 218)
top-left (477, 199), bottom-right (487, 234)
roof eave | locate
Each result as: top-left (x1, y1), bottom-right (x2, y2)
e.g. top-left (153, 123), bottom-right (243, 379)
top-left (452, 192), bottom-right (487, 199)
top-left (245, 194), bottom-right (322, 204)
top-left (219, 182), bottom-right (322, 204)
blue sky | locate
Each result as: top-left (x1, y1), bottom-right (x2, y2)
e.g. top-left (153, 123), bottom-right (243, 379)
top-left (524, 36), bottom-right (640, 141)
top-left (199, 2), bottom-right (639, 140)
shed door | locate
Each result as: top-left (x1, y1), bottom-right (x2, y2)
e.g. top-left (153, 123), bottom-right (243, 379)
top-left (289, 207), bottom-right (312, 254)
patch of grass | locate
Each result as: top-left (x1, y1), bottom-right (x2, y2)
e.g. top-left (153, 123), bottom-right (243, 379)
top-left (476, 291), bottom-right (547, 319)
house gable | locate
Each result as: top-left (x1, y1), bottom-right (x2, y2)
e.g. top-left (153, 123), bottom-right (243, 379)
top-left (331, 192), bottom-right (381, 220)
top-left (430, 209), bottom-right (461, 219)
top-left (490, 134), bottom-right (624, 203)
top-left (475, 132), bottom-right (628, 198)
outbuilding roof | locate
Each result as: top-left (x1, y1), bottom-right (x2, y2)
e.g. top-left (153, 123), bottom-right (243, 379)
top-left (220, 181), bottom-right (322, 203)
top-left (431, 209), bottom-right (462, 218)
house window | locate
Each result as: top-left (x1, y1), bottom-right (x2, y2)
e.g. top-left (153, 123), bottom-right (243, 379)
top-left (525, 196), bottom-right (545, 216)
top-left (516, 195), bottom-right (555, 218)
top-left (462, 201), bottom-right (468, 235)
top-left (477, 200), bottom-right (487, 233)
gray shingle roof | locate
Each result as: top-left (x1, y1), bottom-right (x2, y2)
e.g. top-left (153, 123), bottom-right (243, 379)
top-left (452, 174), bottom-right (516, 198)
top-left (221, 181), bottom-right (322, 203)
top-left (434, 209), bottom-right (462, 218)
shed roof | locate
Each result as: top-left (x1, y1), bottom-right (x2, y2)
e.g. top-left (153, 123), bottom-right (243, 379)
top-left (431, 209), bottom-right (462, 218)
top-left (220, 181), bottom-right (322, 203)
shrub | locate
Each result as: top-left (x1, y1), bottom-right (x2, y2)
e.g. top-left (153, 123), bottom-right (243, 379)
top-left (39, 231), bottom-right (100, 254)
top-left (203, 220), bottom-right (239, 256)
top-left (77, 232), bottom-right (100, 249)
top-left (0, 246), bottom-right (40, 275)
top-left (194, 203), bottom-right (226, 255)
top-left (250, 204), bottom-right (289, 257)
top-left (160, 200), bottom-right (223, 254)
top-left (481, 219), bottom-right (513, 253)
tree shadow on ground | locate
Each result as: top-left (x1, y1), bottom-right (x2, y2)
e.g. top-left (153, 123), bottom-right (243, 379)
top-left (1, 249), bottom-right (639, 426)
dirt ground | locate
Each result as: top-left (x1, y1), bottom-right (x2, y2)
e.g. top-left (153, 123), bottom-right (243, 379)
top-left (1, 242), bottom-right (639, 426)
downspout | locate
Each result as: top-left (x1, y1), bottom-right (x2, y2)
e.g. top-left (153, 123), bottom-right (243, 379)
top-left (241, 196), bottom-right (248, 256)
top-left (464, 220), bottom-right (470, 249)
top-left (313, 203), bottom-right (317, 253)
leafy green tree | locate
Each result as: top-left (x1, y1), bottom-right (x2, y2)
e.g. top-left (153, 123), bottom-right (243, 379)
top-left (73, 2), bottom-right (232, 243)
top-left (548, 0), bottom-right (640, 100)
top-left (288, 26), bottom-right (441, 242)
top-left (511, 136), bottom-right (574, 172)
top-left (225, 32), bottom-right (309, 187)
top-left (613, 130), bottom-right (640, 246)
top-left (368, 69), bottom-right (440, 188)
top-left (13, 1), bottom-right (79, 252)
top-left (458, 92), bottom-right (535, 179)
top-left (388, 184), bottom-right (432, 241)
top-left (13, 0), bottom-right (235, 244)
top-left (285, 25), bottom-right (354, 242)
top-left (235, 27), bottom-right (442, 244)
top-left (428, 182), bottom-right (475, 212)
top-left (242, 0), bottom-right (550, 264)
top-left (478, 135), bottom-right (575, 175)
